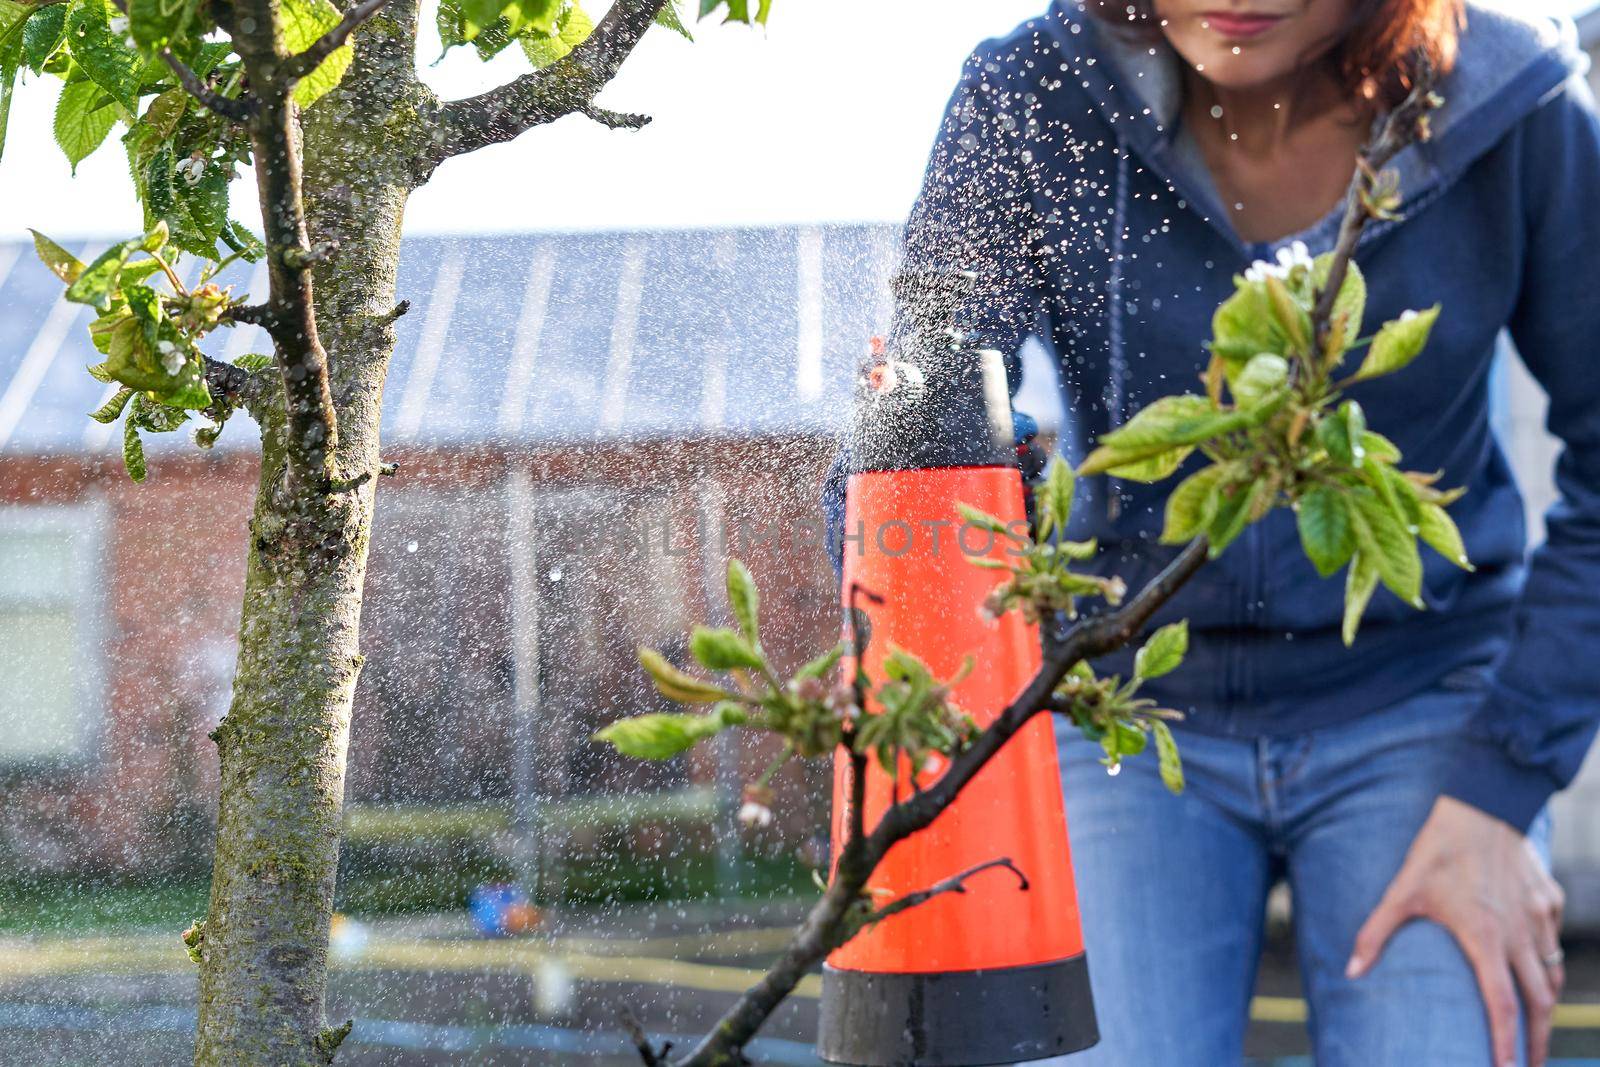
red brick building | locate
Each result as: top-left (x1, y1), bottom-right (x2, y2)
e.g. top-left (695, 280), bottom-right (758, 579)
top-left (0, 227), bottom-right (930, 876)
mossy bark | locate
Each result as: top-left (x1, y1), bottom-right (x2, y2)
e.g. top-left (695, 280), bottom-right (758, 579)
top-left (192, 3), bottom-right (435, 1062)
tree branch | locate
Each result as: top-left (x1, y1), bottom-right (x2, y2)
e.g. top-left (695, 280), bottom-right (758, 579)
top-left (673, 539), bottom-right (1210, 1067)
top-left (281, 0), bottom-right (391, 83)
top-left (669, 54), bottom-right (1446, 1067)
top-left (162, 51), bottom-right (255, 121)
top-left (427, 0), bottom-right (669, 166)
top-left (106, 0), bottom-right (253, 120)
top-left (230, 0), bottom-right (341, 487)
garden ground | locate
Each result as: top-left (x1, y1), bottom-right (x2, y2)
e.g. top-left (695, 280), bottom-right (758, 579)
top-left (4, 898), bottom-right (1600, 1066)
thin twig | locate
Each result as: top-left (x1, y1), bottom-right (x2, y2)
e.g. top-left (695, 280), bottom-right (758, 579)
top-left (866, 857), bottom-right (1029, 926)
top-left (223, 303), bottom-right (276, 328)
top-left (620, 1007), bottom-right (668, 1067)
top-left (281, 0), bottom-right (391, 82)
top-left (583, 105), bottom-right (653, 130)
top-left (1312, 59), bottom-right (1440, 354)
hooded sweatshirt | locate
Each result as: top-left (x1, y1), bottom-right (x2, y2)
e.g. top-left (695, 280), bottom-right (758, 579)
top-left (823, 1), bottom-right (1600, 832)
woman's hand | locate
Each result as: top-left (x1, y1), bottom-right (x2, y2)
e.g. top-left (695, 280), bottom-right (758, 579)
top-left (1347, 796), bottom-right (1565, 1067)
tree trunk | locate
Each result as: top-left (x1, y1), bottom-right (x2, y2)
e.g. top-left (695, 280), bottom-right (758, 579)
top-left (193, 2), bottom-right (431, 1061)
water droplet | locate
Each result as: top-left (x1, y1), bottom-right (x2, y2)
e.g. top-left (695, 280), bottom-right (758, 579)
top-left (1107, 763), bottom-right (1122, 777)
top-left (549, 565), bottom-right (564, 582)
top-left (1210, 105), bottom-right (1224, 120)
top-left (405, 540), bottom-right (418, 554)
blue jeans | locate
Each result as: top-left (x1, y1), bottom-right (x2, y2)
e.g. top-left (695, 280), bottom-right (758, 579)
top-left (1044, 673), bottom-right (1551, 1066)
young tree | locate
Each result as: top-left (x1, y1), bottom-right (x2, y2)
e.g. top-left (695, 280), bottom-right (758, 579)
top-left (599, 78), bottom-right (1454, 1067)
top-left (1, 0), bottom-right (758, 1062)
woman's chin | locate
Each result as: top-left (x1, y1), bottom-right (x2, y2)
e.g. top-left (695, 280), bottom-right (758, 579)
top-left (1178, 49), bottom-right (1302, 94)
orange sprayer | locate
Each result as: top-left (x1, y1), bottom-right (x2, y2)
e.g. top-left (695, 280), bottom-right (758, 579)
top-left (818, 314), bottom-right (1098, 1065)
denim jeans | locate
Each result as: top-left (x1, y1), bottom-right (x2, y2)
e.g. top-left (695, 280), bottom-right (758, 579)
top-left (1040, 672), bottom-right (1551, 1067)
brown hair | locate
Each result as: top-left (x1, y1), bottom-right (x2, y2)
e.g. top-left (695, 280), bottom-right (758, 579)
top-left (1089, 1), bottom-right (1463, 107)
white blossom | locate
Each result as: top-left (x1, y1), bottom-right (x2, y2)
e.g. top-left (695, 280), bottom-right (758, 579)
top-left (1244, 240), bottom-right (1313, 284)
top-left (737, 801), bottom-right (774, 828)
top-left (158, 341), bottom-right (185, 375)
top-left (177, 156), bottom-right (206, 187)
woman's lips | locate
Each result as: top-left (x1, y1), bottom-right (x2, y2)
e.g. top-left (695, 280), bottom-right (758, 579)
top-left (1201, 11), bottom-right (1285, 39)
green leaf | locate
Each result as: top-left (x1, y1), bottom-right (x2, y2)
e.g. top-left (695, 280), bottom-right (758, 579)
top-left (702, 0), bottom-right (750, 21)
top-left (795, 642), bottom-right (846, 681)
top-left (30, 229), bottom-right (85, 283)
top-left (1100, 720), bottom-right (1146, 762)
top-left (726, 558), bottom-right (759, 645)
top-left (1210, 281), bottom-right (1278, 368)
top-left (66, 236), bottom-right (142, 310)
top-left (1316, 399), bottom-right (1366, 467)
top-left (1079, 395), bottom-right (1252, 477)
top-left (222, 220), bottom-right (266, 262)
top-left (90, 385), bottom-right (134, 423)
top-left (1161, 462), bottom-right (1228, 544)
top-left (503, 0), bottom-right (560, 34)
top-left (1359, 430), bottom-right (1401, 464)
top-left (592, 705), bottom-right (746, 760)
top-left (128, 0), bottom-right (196, 53)
top-left (281, 0), bottom-right (353, 107)
top-left (956, 502), bottom-right (1020, 540)
top-left (1312, 254), bottom-right (1366, 352)
top-left (655, 0), bottom-right (692, 38)
top-left (122, 416), bottom-right (146, 482)
top-left (1348, 488), bottom-right (1423, 607)
top-left (1264, 275), bottom-right (1310, 353)
top-left (234, 352), bottom-right (273, 372)
top-left (435, 0), bottom-right (467, 52)
top-left (1355, 305), bottom-right (1440, 381)
top-left (1134, 620), bottom-right (1188, 680)
top-left (521, 0), bottom-right (592, 67)
top-left (167, 165), bottom-right (229, 256)
top-left (690, 626), bottom-right (764, 672)
top-left (0, 3), bottom-right (22, 166)
top-left (22, 2), bottom-right (67, 72)
top-left (1295, 484), bottom-right (1356, 578)
top-left (1342, 551), bottom-right (1379, 646)
top-left (1417, 502), bottom-right (1473, 571)
top-left (54, 77), bottom-right (118, 171)
top-left (1152, 720), bottom-right (1184, 794)
top-left (1207, 477), bottom-right (1267, 556)
top-left (65, 0), bottom-right (144, 111)
top-left (638, 647), bottom-right (730, 704)
top-left (1034, 458), bottom-right (1074, 542)
top-left (1231, 352), bottom-right (1288, 409)
top-left (1104, 445), bottom-right (1193, 483)
top-left (1367, 457), bottom-right (1421, 528)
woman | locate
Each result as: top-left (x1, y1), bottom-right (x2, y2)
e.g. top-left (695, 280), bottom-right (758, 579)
top-left (825, 1), bottom-right (1600, 1063)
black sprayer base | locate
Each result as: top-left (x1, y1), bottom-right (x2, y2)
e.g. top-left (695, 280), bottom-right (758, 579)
top-left (817, 955), bottom-right (1098, 1066)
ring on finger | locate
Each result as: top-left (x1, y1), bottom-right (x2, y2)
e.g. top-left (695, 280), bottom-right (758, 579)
top-left (1544, 947), bottom-right (1565, 969)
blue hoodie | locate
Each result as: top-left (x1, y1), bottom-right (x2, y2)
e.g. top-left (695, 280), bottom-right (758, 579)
top-left (823, 2), bottom-right (1600, 832)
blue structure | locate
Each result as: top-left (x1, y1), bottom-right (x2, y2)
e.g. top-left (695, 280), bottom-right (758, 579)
top-left (0, 226), bottom-right (910, 456)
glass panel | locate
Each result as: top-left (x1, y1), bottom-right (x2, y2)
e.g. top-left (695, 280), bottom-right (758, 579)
top-left (0, 607), bottom-right (83, 760)
top-left (0, 531), bottom-right (74, 601)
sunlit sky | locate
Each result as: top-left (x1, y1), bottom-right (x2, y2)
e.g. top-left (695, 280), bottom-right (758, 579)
top-left (0, 0), bottom-right (1590, 238)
